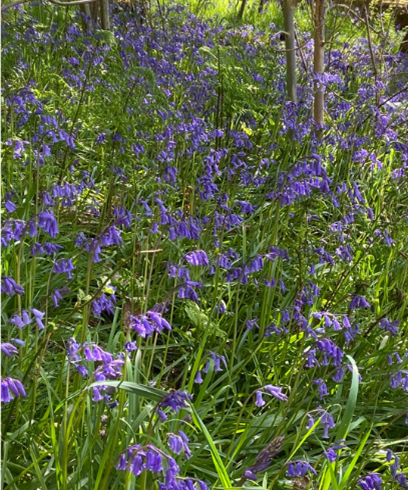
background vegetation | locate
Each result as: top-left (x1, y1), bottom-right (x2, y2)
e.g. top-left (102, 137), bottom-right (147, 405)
top-left (1, 1), bottom-right (408, 489)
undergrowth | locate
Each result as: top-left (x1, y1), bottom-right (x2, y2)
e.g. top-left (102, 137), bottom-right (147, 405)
top-left (1, 1), bottom-right (408, 490)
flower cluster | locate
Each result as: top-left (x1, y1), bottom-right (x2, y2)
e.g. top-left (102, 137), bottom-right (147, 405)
top-left (157, 391), bottom-right (193, 421)
top-left (130, 311), bottom-right (172, 338)
top-left (1, 377), bottom-right (26, 404)
top-left (255, 385), bottom-right (288, 407)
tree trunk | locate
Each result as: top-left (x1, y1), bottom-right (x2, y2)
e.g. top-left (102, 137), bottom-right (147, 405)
top-left (238, 0), bottom-right (247, 20)
top-left (282, 0), bottom-right (297, 103)
top-left (91, 0), bottom-right (99, 24)
top-left (100, 0), bottom-right (110, 29)
top-left (313, 0), bottom-right (327, 140)
top-left (79, 3), bottom-right (91, 30)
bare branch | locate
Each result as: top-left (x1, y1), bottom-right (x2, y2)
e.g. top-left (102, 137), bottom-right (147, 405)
top-left (2, 0), bottom-right (98, 13)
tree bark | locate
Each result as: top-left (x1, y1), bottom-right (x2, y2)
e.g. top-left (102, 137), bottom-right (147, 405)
top-left (313, 0), bottom-right (327, 140)
top-left (238, 0), bottom-right (247, 20)
top-left (79, 3), bottom-right (92, 30)
top-left (100, 0), bottom-right (110, 29)
top-left (282, 0), bottom-right (297, 103)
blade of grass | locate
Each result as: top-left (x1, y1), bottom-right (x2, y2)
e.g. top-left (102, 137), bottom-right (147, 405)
top-left (336, 355), bottom-right (360, 441)
top-left (189, 402), bottom-right (232, 489)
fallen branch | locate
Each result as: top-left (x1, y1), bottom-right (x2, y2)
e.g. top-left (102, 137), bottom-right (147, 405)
top-left (2, 0), bottom-right (98, 13)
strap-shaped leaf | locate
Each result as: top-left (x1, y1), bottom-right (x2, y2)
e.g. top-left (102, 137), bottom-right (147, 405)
top-left (89, 380), bottom-right (167, 402)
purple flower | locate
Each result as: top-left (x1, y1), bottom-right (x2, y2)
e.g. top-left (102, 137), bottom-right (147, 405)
top-left (37, 212), bottom-right (58, 237)
top-left (31, 308), bottom-right (45, 329)
top-left (255, 391), bottom-right (265, 407)
top-left (1, 277), bottom-right (25, 297)
top-left (9, 310), bottom-right (31, 329)
top-left (358, 473), bottom-right (382, 490)
top-left (1, 343), bottom-right (19, 357)
top-left (92, 291), bottom-right (117, 317)
top-left (157, 391), bottom-right (193, 420)
top-left (92, 387), bottom-right (104, 402)
top-left (264, 385), bottom-right (288, 401)
top-left (129, 311), bottom-right (172, 337)
top-left (349, 295), bottom-right (370, 309)
top-left (168, 431), bottom-right (191, 458)
top-left (54, 259), bottom-right (75, 279)
top-left (124, 342), bottom-right (137, 352)
top-left (314, 379), bottom-right (329, 400)
top-left (286, 460), bottom-right (317, 477)
top-left (379, 319), bottom-right (399, 337)
top-left (388, 450), bottom-right (408, 487)
top-left (324, 441), bottom-right (346, 462)
top-left (184, 250), bottom-right (209, 266)
top-left (117, 443), bottom-right (180, 485)
top-left (194, 370), bottom-right (203, 384)
top-left (52, 289), bottom-right (63, 307)
top-left (246, 318), bottom-right (259, 330)
top-left (1, 377), bottom-right (26, 403)
top-left (4, 200), bottom-right (17, 213)
top-left (202, 352), bottom-right (226, 373)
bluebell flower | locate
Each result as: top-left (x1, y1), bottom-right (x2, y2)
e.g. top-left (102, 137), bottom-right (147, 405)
top-left (245, 256), bottom-right (263, 273)
top-left (44, 242), bottom-right (63, 255)
top-left (52, 289), bottom-right (63, 307)
top-left (215, 301), bottom-right (226, 314)
top-left (324, 448), bottom-right (337, 462)
top-left (37, 211), bottom-right (58, 237)
top-left (237, 200), bottom-right (255, 214)
top-left (9, 310), bottom-right (31, 329)
top-left (314, 379), bottom-right (329, 400)
top-left (202, 353), bottom-right (226, 373)
top-left (1, 277), bottom-right (25, 297)
top-left (54, 259), bottom-right (75, 279)
top-left (184, 250), bottom-right (209, 266)
top-left (1, 377), bottom-right (26, 403)
top-left (130, 311), bottom-right (172, 337)
top-left (286, 460), bottom-right (317, 477)
top-left (264, 385), bottom-right (288, 401)
top-left (1, 343), bottom-right (19, 357)
top-left (31, 308), bottom-right (45, 329)
top-left (358, 473), bottom-right (382, 490)
top-left (124, 342), bottom-right (137, 352)
top-left (92, 387), bottom-right (104, 402)
top-left (168, 431), bottom-right (191, 458)
top-left (246, 318), bottom-right (259, 330)
top-left (255, 391), bottom-right (265, 407)
top-left (388, 451), bottom-right (408, 487)
top-left (157, 391), bottom-right (192, 420)
top-left (92, 292), bottom-right (117, 316)
top-left (117, 444), bottom-right (170, 476)
top-left (379, 319), bottom-right (399, 337)
top-left (349, 295), bottom-right (370, 309)
top-left (4, 199), bottom-right (17, 213)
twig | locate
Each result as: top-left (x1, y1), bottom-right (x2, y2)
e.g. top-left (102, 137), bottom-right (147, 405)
top-left (2, 0), bottom-right (98, 12)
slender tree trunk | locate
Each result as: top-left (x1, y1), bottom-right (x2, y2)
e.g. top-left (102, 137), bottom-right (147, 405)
top-left (91, 0), bottom-right (99, 24)
top-left (100, 0), bottom-right (110, 29)
top-left (313, 0), bottom-right (327, 140)
top-left (238, 0), bottom-right (247, 20)
top-left (282, 0), bottom-right (297, 103)
top-left (79, 3), bottom-right (91, 30)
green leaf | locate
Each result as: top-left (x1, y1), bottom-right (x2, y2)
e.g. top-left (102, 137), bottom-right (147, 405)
top-left (89, 380), bottom-right (167, 402)
top-left (336, 355), bottom-right (360, 441)
top-left (189, 403), bottom-right (232, 489)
